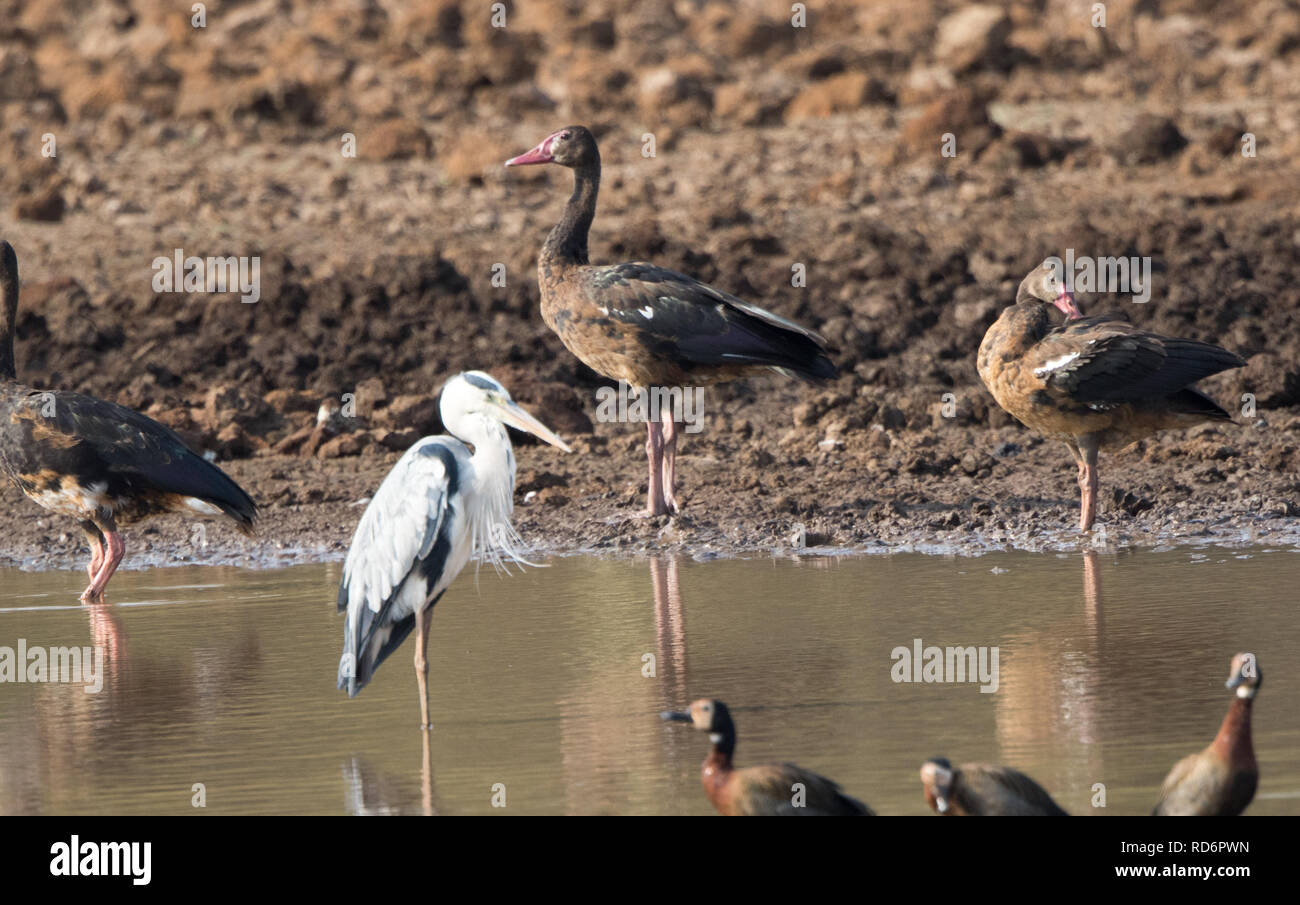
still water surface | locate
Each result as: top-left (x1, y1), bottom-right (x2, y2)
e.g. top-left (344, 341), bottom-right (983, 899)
top-left (0, 548), bottom-right (1296, 815)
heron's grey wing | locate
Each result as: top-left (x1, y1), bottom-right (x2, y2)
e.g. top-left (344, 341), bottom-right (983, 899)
top-left (337, 438), bottom-right (463, 694)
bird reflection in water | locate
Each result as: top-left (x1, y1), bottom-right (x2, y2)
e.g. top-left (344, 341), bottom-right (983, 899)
top-left (85, 600), bottom-right (127, 692)
top-left (342, 741), bottom-right (439, 816)
top-left (992, 551), bottom-right (1107, 810)
top-left (650, 556), bottom-right (690, 708)
top-left (551, 556), bottom-right (692, 814)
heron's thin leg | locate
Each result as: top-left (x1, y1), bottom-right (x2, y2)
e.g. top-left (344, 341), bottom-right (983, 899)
top-left (81, 525), bottom-right (124, 603)
top-left (660, 409), bottom-right (680, 514)
top-left (413, 605), bottom-right (434, 730)
top-left (1078, 436), bottom-right (1100, 532)
top-left (643, 419), bottom-right (667, 516)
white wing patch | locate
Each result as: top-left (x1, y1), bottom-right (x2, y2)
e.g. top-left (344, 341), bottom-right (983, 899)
top-left (639, 306), bottom-right (654, 319)
top-left (1033, 352), bottom-right (1080, 378)
top-left (184, 497), bottom-right (222, 516)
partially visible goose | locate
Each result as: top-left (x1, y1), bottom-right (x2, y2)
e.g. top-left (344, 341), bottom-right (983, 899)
top-left (920, 758), bottom-right (1069, 816)
top-left (1153, 653), bottom-right (1261, 816)
top-left (661, 698), bottom-right (873, 816)
top-left (977, 262), bottom-right (1244, 531)
top-left (506, 126), bottom-right (836, 517)
top-left (0, 240), bottom-right (256, 602)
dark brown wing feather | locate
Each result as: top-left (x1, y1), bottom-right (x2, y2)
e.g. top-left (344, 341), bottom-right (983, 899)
top-left (1035, 317), bottom-right (1244, 403)
top-left (731, 763), bottom-right (873, 816)
top-left (1, 386), bottom-right (256, 530)
top-left (575, 263), bottom-right (836, 380)
top-left (959, 764), bottom-right (1069, 816)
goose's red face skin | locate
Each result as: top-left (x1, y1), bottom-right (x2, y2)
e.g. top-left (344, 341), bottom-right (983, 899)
top-left (505, 130), bottom-right (568, 167)
top-left (506, 127), bottom-right (597, 169)
top-left (1054, 289), bottom-right (1082, 320)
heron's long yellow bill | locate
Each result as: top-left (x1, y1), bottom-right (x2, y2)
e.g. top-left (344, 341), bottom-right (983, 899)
top-left (498, 399), bottom-right (573, 453)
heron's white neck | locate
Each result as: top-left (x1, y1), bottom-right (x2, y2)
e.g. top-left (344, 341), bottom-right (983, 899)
top-left (458, 417), bottom-right (529, 571)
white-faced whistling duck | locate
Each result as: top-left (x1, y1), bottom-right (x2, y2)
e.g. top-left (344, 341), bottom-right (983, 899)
top-left (978, 262), bottom-right (1244, 531)
top-left (505, 126), bottom-right (837, 517)
top-left (337, 372), bottom-right (571, 730)
top-left (661, 698), bottom-right (873, 815)
top-left (0, 241), bottom-right (257, 602)
top-left (920, 758), bottom-right (1069, 816)
top-left (1153, 653), bottom-right (1261, 816)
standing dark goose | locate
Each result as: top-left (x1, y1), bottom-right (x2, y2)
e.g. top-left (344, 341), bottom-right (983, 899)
top-left (506, 126), bottom-right (837, 516)
top-left (661, 698), bottom-right (873, 815)
top-left (978, 262), bottom-right (1244, 532)
top-left (0, 241), bottom-right (257, 602)
top-left (1153, 653), bottom-right (1261, 816)
top-left (920, 758), bottom-right (1069, 816)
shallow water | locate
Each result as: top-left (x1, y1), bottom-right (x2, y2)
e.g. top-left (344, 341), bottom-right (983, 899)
top-left (0, 548), bottom-right (1296, 816)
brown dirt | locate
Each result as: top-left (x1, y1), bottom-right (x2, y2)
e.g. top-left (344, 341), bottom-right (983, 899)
top-left (2, 0), bottom-right (1300, 572)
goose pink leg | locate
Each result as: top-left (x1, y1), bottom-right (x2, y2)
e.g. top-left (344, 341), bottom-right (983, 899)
top-left (85, 533), bottom-right (104, 581)
top-left (80, 530), bottom-right (124, 603)
top-left (643, 419), bottom-right (669, 516)
top-left (660, 410), bottom-right (680, 515)
top-left (1077, 437), bottom-right (1100, 532)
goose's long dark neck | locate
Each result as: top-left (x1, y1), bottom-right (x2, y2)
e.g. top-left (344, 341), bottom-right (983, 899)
top-left (541, 162), bottom-right (599, 268)
top-left (0, 270), bottom-right (17, 381)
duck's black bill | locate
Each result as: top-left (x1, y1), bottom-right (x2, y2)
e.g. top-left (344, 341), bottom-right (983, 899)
top-left (660, 710), bottom-right (692, 723)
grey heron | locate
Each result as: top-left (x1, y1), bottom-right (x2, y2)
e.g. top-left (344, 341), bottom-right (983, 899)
top-left (336, 371), bottom-right (572, 729)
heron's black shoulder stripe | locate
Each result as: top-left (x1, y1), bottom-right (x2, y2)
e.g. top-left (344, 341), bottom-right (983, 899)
top-left (462, 373), bottom-right (498, 392)
top-left (416, 441), bottom-right (460, 498)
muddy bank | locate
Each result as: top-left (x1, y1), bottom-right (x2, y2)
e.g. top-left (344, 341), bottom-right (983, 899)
top-left (3, 401), bottom-right (1299, 574)
top-left (1, 1), bottom-right (1299, 570)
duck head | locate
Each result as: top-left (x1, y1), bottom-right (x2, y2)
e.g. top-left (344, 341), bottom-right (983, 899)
top-left (661, 698), bottom-right (737, 749)
top-left (1225, 652), bottom-right (1262, 700)
top-left (920, 757), bottom-right (956, 814)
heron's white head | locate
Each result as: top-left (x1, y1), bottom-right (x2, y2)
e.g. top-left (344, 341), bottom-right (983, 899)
top-left (439, 371), bottom-right (573, 453)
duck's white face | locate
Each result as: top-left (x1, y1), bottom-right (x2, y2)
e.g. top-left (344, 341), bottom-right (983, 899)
top-left (662, 698), bottom-right (728, 741)
top-left (1225, 652), bottom-right (1261, 699)
top-left (920, 760), bottom-right (954, 813)
top-left (687, 698), bottom-right (725, 740)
